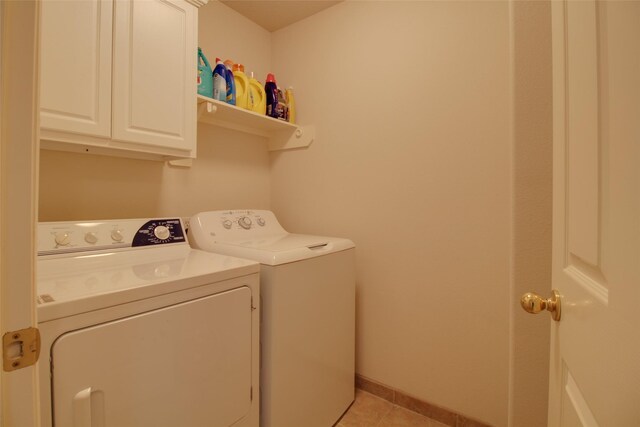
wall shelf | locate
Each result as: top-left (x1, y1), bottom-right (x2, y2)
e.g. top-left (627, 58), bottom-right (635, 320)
top-left (196, 95), bottom-right (314, 151)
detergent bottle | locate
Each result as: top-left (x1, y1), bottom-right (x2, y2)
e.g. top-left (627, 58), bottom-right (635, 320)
top-left (197, 48), bottom-right (213, 98)
top-left (248, 72), bottom-right (266, 115)
top-left (285, 87), bottom-right (296, 124)
top-left (275, 87), bottom-right (287, 121)
top-left (233, 63), bottom-right (249, 109)
top-left (223, 59), bottom-right (236, 105)
top-left (265, 73), bottom-right (279, 118)
top-left (212, 58), bottom-right (227, 102)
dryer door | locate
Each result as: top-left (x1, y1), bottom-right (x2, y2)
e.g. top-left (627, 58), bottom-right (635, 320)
top-left (50, 286), bottom-right (253, 427)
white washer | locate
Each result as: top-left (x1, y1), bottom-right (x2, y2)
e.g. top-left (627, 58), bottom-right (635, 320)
top-left (188, 210), bottom-right (356, 427)
top-left (37, 218), bottom-right (260, 427)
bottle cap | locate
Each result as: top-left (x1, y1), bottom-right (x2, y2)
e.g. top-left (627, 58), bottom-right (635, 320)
top-left (233, 63), bottom-right (245, 72)
top-left (266, 73), bottom-right (276, 83)
top-left (224, 59), bottom-right (234, 68)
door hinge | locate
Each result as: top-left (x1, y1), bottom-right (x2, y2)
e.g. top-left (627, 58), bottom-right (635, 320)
top-left (3, 327), bottom-right (41, 372)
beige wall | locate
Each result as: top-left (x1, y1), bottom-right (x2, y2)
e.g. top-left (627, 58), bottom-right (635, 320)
top-left (39, 125), bottom-right (271, 220)
top-left (198, 1), bottom-right (271, 83)
top-left (39, 1), bottom-right (273, 221)
top-left (509, 1), bottom-right (552, 425)
top-left (270, 2), bottom-right (551, 426)
top-left (38, 2), bottom-right (553, 426)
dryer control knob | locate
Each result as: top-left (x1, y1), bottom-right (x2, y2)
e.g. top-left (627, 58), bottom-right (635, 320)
top-left (84, 232), bottom-right (98, 244)
top-left (111, 229), bottom-right (124, 242)
top-left (257, 217), bottom-right (265, 226)
top-left (154, 225), bottom-right (170, 240)
top-left (222, 220), bottom-right (233, 229)
top-left (238, 216), bottom-right (252, 230)
top-left (54, 232), bottom-right (71, 246)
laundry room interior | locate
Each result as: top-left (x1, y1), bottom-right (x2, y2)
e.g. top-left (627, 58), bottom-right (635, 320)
top-left (34, 1), bottom-right (554, 426)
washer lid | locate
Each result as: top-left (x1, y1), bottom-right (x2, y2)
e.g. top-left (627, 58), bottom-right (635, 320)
top-left (198, 234), bottom-right (355, 266)
top-left (189, 210), bottom-right (355, 265)
top-left (37, 245), bottom-right (259, 322)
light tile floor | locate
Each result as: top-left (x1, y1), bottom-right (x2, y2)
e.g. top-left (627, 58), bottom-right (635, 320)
top-left (336, 389), bottom-right (449, 427)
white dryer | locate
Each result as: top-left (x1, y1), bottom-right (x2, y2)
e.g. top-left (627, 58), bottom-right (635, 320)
top-left (37, 218), bottom-right (260, 427)
top-left (188, 210), bottom-right (356, 427)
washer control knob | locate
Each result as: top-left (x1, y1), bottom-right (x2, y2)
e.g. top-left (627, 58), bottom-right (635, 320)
top-left (222, 220), bottom-right (233, 229)
top-left (257, 217), bottom-right (265, 226)
top-left (54, 232), bottom-right (71, 246)
top-left (154, 225), bottom-right (170, 240)
top-left (238, 216), bottom-right (252, 230)
top-left (111, 229), bottom-right (124, 242)
top-left (84, 232), bottom-right (98, 244)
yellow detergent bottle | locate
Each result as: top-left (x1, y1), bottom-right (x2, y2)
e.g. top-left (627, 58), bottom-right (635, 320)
top-left (285, 87), bottom-right (296, 124)
top-left (233, 63), bottom-right (249, 109)
top-left (248, 72), bottom-right (266, 115)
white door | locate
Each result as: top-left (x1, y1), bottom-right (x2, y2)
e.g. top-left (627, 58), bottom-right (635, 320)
top-left (111, 0), bottom-right (196, 154)
top-left (546, 1), bottom-right (640, 425)
top-left (51, 287), bottom-right (253, 427)
top-left (0, 1), bottom-right (40, 426)
top-left (40, 0), bottom-right (113, 138)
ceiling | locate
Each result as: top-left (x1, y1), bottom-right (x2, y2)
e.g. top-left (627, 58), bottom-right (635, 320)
top-left (219, 0), bottom-right (343, 32)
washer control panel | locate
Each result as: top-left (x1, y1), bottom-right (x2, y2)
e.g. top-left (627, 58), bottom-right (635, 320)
top-left (217, 210), bottom-right (268, 231)
top-left (190, 210), bottom-right (286, 242)
top-left (38, 218), bottom-right (186, 255)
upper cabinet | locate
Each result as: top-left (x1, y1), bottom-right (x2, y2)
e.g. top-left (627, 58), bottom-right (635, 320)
top-left (40, 0), bottom-right (113, 138)
top-left (40, 0), bottom-right (199, 160)
top-left (111, 0), bottom-right (196, 151)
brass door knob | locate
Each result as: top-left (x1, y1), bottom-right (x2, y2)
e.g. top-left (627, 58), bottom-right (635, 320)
top-left (520, 290), bottom-right (561, 321)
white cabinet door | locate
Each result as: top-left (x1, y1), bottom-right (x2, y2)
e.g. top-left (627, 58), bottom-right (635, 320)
top-left (112, 0), bottom-right (196, 155)
top-left (51, 287), bottom-right (253, 427)
top-left (40, 0), bottom-right (112, 137)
